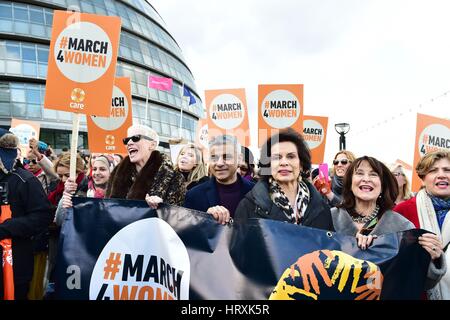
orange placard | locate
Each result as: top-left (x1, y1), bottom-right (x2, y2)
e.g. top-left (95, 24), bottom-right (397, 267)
top-left (258, 84), bottom-right (304, 146)
top-left (0, 205), bottom-right (14, 300)
top-left (303, 115), bottom-right (328, 165)
top-left (86, 77), bottom-right (133, 154)
top-left (195, 118), bottom-right (209, 150)
top-left (195, 118), bottom-right (209, 163)
top-left (412, 113), bottom-right (450, 192)
top-left (44, 10), bottom-right (121, 116)
top-left (205, 88), bottom-right (250, 147)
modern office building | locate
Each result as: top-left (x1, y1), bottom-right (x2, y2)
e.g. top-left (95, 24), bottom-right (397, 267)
top-left (0, 0), bottom-right (203, 152)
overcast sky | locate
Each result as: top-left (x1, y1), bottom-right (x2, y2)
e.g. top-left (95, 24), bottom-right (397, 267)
top-left (151, 0), bottom-right (450, 166)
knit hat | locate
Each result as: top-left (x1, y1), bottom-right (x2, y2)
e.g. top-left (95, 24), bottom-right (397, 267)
top-left (93, 155), bottom-right (114, 172)
top-left (0, 128), bottom-right (19, 174)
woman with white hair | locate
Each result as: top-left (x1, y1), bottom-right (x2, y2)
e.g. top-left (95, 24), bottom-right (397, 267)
top-left (106, 124), bottom-right (186, 207)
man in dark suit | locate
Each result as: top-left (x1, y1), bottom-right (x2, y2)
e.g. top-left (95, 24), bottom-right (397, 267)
top-left (184, 135), bottom-right (254, 224)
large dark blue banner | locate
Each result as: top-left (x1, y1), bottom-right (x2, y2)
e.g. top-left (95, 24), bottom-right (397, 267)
top-left (55, 198), bottom-right (430, 300)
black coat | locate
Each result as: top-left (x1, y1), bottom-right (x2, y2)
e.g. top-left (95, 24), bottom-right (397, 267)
top-left (234, 179), bottom-right (334, 231)
top-left (0, 168), bottom-right (53, 295)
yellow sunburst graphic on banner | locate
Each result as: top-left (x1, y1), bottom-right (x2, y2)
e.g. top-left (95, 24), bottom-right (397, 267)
top-left (270, 250), bottom-right (383, 300)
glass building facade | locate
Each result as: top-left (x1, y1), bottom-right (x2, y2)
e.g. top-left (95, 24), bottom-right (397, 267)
top-left (0, 0), bottom-right (203, 151)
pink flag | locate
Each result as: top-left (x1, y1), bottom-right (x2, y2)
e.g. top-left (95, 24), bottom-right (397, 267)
top-left (148, 75), bottom-right (173, 91)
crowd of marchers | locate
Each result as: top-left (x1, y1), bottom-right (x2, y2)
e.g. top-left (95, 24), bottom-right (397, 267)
top-left (0, 124), bottom-right (448, 300)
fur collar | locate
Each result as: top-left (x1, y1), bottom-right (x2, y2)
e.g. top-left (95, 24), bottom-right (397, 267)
top-left (106, 150), bottom-right (176, 200)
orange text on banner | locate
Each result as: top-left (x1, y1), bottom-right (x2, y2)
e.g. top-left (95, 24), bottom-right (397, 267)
top-left (303, 115), bottom-right (328, 165)
top-left (205, 88), bottom-right (250, 147)
top-left (258, 84), bottom-right (304, 147)
top-left (44, 10), bottom-right (121, 116)
top-left (86, 77), bottom-right (133, 154)
top-left (412, 113), bottom-right (450, 192)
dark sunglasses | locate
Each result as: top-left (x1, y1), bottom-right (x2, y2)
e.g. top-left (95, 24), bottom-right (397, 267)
top-left (23, 158), bottom-right (38, 165)
top-left (392, 172), bottom-right (405, 177)
top-left (122, 134), bottom-right (153, 145)
top-left (333, 159), bottom-right (350, 166)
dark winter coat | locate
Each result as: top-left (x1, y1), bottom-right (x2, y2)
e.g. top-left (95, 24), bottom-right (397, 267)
top-left (0, 168), bottom-right (53, 297)
top-left (234, 179), bottom-right (334, 231)
top-left (106, 150), bottom-right (185, 205)
top-left (184, 176), bottom-right (255, 214)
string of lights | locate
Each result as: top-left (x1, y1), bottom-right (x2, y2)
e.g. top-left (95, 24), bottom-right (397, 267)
top-left (355, 90), bottom-right (450, 135)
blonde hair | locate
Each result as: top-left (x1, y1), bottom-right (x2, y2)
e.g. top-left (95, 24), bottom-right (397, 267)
top-left (331, 150), bottom-right (356, 176)
top-left (53, 152), bottom-right (85, 174)
top-left (416, 151), bottom-right (450, 180)
top-left (333, 150), bottom-right (356, 162)
top-left (174, 143), bottom-right (207, 184)
top-left (389, 164), bottom-right (413, 200)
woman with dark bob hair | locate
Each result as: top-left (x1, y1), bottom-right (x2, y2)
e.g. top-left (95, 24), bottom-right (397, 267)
top-left (331, 155), bottom-right (445, 292)
top-left (234, 129), bottom-right (334, 230)
top-left (332, 156), bottom-right (444, 256)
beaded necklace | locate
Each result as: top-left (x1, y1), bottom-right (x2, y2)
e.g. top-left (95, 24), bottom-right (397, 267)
top-left (351, 205), bottom-right (379, 224)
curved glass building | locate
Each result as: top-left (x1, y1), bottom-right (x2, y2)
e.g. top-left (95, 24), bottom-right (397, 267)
top-left (0, 0), bottom-right (203, 151)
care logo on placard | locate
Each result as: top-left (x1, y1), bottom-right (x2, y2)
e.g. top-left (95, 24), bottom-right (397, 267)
top-left (54, 22), bottom-right (113, 83)
top-left (209, 94), bottom-right (245, 130)
top-left (105, 135), bottom-right (115, 145)
top-left (303, 119), bottom-right (325, 149)
top-left (418, 124), bottom-right (450, 156)
top-left (89, 218), bottom-right (190, 300)
top-left (70, 87), bottom-right (85, 110)
top-left (261, 89), bottom-right (300, 128)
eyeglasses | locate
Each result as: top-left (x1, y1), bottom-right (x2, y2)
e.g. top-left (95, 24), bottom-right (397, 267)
top-left (23, 158), bottom-right (38, 165)
top-left (122, 134), bottom-right (153, 145)
top-left (333, 159), bottom-right (350, 166)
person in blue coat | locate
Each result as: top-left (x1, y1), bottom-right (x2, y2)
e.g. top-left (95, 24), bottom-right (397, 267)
top-left (184, 135), bottom-right (254, 224)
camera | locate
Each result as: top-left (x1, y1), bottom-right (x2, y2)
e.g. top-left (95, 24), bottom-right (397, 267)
top-left (0, 182), bottom-right (8, 205)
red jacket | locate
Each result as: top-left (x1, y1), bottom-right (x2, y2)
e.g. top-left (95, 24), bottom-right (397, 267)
top-left (394, 197), bottom-right (420, 228)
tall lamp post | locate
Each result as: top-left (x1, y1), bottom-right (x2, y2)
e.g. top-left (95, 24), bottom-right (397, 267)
top-left (335, 123), bottom-right (350, 151)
